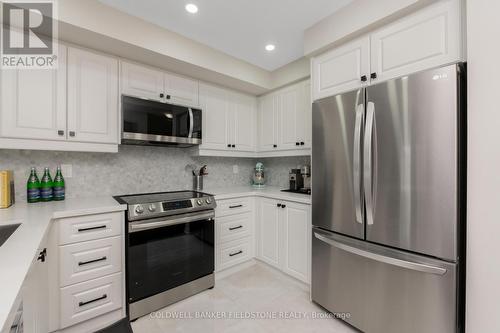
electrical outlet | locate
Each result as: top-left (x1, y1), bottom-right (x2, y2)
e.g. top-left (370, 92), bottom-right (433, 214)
top-left (61, 164), bottom-right (72, 178)
top-left (233, 165), bottom-right (239, 174)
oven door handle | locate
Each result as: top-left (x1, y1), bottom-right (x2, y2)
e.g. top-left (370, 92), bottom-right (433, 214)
top-left (129, 211), bottom-right (215, 233)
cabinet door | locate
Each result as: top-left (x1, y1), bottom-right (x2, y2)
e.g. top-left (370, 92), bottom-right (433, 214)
top-left (258, 198), bottom-right (281, 268)
top-left (23, 244), bottom-right (49, 333)
top-left (312, 36), bottom-right (370, 101)
top-left (278, 85), bottom-right (300, 150)
top-left (370, 0), bottom-right (463, 83)
top-left (0, 43), bottom-right (66, 140)
top-left (121, 61), bottom-right (164, 101)
top-left (199, 83), bottom-right (229, 150)
top-left (231, 92), bottom-right (256, 152)
top-left (282, 202), bottom-right (311, 283)
top-left (164, 72), bottom-right (199, 107)
top-left (67, 47), bottom-right (119, 144)
top-left (258, 94), bottom-right (278, 152)
top-left (299, 80), bottom-right (312, 149)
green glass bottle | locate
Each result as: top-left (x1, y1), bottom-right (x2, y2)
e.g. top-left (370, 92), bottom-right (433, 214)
top-left (53, 166), bottom-right (65, 201)
top-left (40, 167), bottom-right (53, 202)
top-left (27, 167), bottom-right (41, 203)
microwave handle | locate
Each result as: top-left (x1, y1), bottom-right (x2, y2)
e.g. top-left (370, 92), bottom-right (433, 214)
top-left (188, 108), bottom-right (194, 138)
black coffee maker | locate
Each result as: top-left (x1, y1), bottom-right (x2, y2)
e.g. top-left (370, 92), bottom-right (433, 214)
top-left (289, 169), bottom-right (303, 191)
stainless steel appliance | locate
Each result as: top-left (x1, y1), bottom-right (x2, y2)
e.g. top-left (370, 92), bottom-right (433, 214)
top-left (312, 63), bottom-right (466, 333)
top-left (300, 165), bottom-right (311, 191)
top-left (121, 96), bottom-right (202, 147)
top-left (289, 169), bottom-right (303, 191)
top-left (114, 191), bottom-right (216, 320)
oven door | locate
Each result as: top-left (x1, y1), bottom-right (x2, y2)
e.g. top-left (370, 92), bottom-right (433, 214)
top-left (122, 95), bottom-right (202, 146)
top-left (127, 211), bottom-right (214, 304)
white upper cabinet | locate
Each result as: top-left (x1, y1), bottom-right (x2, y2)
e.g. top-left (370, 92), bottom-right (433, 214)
top-left (199, 83), bottom-right (229, 150)
top-left (258, 80), bottom-right (311, 153)
top-left (121, 61), bottom-right (164, 101)
top-left (67, 47), bottom-right (119, 144)
top-left (258, 94), bottom-right (278, 152)
top-left (231, 92), bottom-right (256, 152)
top-left (312, 0), bottom-right (464, 100)
top-left (199, 82), bottom-right (257, 154)
top-left (370, 0), bottom-right (463, 83)
top-left (0, 44), bottom-right (67, 141)
top-left (164, 72), bottom-right (199, 107)
top-left (120, 61), bottom-right (199, 107)
top-left (312, 36), bottom-right (370, 101)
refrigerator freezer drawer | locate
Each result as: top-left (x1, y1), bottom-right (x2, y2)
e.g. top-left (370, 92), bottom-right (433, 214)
top-left (312, 228), bottom-right (457, 333)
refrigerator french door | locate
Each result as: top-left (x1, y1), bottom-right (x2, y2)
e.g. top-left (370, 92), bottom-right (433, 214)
top-left (311, 63), bottom-right (466, 333)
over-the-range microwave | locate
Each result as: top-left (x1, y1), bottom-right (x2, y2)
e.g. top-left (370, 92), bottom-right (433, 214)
top-left (121, 95), bottom-right (202, 147)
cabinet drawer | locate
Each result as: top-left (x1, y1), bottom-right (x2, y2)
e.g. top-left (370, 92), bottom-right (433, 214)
top-left (58, 212), bottom-right (123, 245)
top-left (60, 236), bottom-right (122, 287)
top-left (216, 197), bottom-right (252, 217)
top-left (217, 213), bottom-right (252, 243)
top-left (219, 237), bottom-right (252, 271)
top-left (60, 272), bottom-right (122, 329)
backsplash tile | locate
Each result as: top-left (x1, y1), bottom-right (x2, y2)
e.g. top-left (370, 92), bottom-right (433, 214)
top-left (0, 146), bottom-right (309, 202)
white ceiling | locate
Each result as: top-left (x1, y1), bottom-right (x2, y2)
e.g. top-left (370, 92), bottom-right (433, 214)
top-left (97, 0), bottom-right (352, 71)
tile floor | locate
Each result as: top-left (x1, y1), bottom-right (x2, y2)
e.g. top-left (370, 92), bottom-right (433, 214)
top-left (131, 262), bottom-right (358, 333)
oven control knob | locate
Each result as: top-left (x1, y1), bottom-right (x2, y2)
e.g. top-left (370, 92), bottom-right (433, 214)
top-left (148, 204), bottom-right (156, 212)
top-left (206, 198), bottom-right (212, 204)
top-left (135, 205), bottom-right (144, 214)
top-left (196, 199), bottom-right (203, 206)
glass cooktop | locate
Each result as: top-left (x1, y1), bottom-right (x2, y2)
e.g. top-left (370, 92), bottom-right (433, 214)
top-left (114, 191), bottom-right (212, 205)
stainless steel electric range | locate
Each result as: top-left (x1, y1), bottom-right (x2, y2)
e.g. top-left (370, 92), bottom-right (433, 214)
top-left (114, 191), bottom-right (216, 320)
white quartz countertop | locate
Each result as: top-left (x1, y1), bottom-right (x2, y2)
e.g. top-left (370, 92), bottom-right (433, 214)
top-left (204, 186), bottom-right (311, 205)
top-left (0, 197), bottom-right (126, 332)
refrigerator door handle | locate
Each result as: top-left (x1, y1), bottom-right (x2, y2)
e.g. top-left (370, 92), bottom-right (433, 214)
top-left (353, 104), bottom-right (364, 224)
top-left (364, 102), bottom-right (375, 225)
top-left (314, 232), bottom-right (447, 275)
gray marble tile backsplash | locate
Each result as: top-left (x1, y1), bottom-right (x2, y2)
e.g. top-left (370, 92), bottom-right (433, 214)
top-left (0, 146), bottom-right (310, 202)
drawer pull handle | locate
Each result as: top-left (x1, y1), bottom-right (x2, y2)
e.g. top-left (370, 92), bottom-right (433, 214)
top-left (229, 205), bottom-right (243, 209)
top-left (78, 256), bottom-right (107, 266)
top-left (229, 250), bottom-right (243, 257)
top-left (78, 294), bottom-right (107, 307)
top-left (229, 225), bottom-right (243, 231)
top-left (77, 225), bottom-right (106, 232)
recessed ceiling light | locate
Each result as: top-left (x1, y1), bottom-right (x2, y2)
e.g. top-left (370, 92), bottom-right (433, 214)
top-left (265, 44), bottom-right (276, 52)
top-left (185, 3), bottom-right (198, 14)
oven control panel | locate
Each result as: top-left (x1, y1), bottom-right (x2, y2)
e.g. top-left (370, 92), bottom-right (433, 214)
top-left (128, 197), bottom-right (217, 221)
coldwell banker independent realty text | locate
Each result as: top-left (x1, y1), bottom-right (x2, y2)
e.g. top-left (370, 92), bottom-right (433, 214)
top-left (1, 0), bottom-right (58, 69)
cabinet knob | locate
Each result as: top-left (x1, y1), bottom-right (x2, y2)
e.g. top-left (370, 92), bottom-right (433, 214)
top-left (277, 203), bottom-right (282, 208)
top-left (160, 93), bottom-right (165, 98)
top-left (300, 142), bottom-right (305, 146)
top-left (69, 131), bottom-right (76, 137)
top-left (281, 204), bottom-right (286, 209)
top-left (273, 144), bottom-right (277, 148)
top-left (227, 144), bottom-right (231, 148)
top-left (37, 248), bottom-right (47, 262)
top-left (361, 75), bottom-right (368, 82)
top-left (371, 73), bottom-right (377, 80)
top-left (296, 142), bottom-right (300, 146)
top-left (166, 95), bottom-right (171, 100)
top-left (232, 144), bottom-right (236, 148)
top-left (57, 130), bottom-right (64, 136)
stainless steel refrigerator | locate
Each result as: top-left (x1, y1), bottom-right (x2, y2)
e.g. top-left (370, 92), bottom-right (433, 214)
top-left (311, 63), bottom-right (466, 333)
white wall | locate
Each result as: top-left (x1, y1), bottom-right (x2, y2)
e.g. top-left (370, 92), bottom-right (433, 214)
top-left (304, 0), bottom-right (434, 55)
top-left (466, 0), bottom-right (500, 331)
top-left (56, 0), bottom-right (272, 93)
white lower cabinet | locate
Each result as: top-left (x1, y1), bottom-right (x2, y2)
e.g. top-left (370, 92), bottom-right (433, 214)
top-left (47, 211), bottom-right (125, 332)
top-left (215, 195), bottom-right (311, 284)
top-left (215, 197), bottom-right (255, 272)
top-left (257, 198), bottom-right (311, 283)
